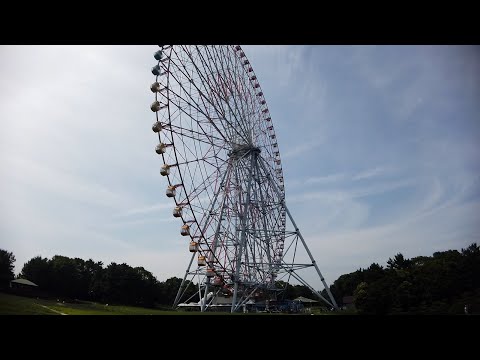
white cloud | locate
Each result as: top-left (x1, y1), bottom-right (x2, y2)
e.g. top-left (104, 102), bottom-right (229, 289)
top-left (305, 173), bottom-right (346, 184)
top-left (283, 139), bottom-right (322, 159)
top-left (352, 166), bottom-right (393, 181)
top-left (116, 203), bottom-right (174, 217)
top-left (0, 154), bottom-right (128, 209)
top-left (103, 217), bottom-right (176, 228)
top-left (292, 177), bottom-right (415, 203)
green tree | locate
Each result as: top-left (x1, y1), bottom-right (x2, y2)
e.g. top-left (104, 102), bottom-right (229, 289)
top-left (50, 255), bottom-right (82, 299)
top-left (330, 269), bottom-right (364, 305)
top-left (0, 249), bottom-right (16, 289)
top-left (353, 282), bottom-right (369, 313)
top-left (396, 280), bottom-right (414, 312)
top-left (387, 253), bottom-right (412, 270)
top-left (19, 256), bottom-right (52, 290)
top-left (85, 259), bottom-right (104, 301)
top-left (160, 277), bottom-right (183, 305)
top-left (133, 266), bottom-right (158, 307)
top-left (364, 263), bottom-right (385, 283)
top-left (326, 243), bottom-right (480, 314)
top-left (461, 243), bottom-right (480, 291)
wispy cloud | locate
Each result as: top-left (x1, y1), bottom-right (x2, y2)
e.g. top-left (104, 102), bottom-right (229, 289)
top-left (104, 217), bottom-right (176, 228)
top-left (351, 178), bottom-right (415, 199)
top-left (116, 203), bottom-right (173, 217)
top-left (293, 177), bottom-right (414, 202)
top-left (305, 173), bottom-right (346, 184)
top-left (352, 166), bottom-right (393, 181)
top-left (0, 154), bottom-right (128, 209)
top-left (283, 139), bottom-right (322, 159)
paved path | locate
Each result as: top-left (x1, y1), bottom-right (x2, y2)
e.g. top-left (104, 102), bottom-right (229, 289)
top-left (37, 304), bottom-right (68, 315)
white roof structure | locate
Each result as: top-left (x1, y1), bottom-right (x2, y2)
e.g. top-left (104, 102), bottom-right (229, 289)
top-left (294, 296), bottom-right (318, 303)
top-left (11, 278), bottom-right (38, 287)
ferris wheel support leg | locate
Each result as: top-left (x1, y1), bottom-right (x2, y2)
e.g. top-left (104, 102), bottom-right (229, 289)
top-left (173, 251), bottom-right (196, 308)
top-left (231, 152), bottom-right (256, 313)
top-left (233, 285), bottom-right (259, 312)
top-left (201, 282), bottom-right (210, 312)
top-left (254, 160), bottom-right (274, 284)
top-left (258, 158), bottom-right (339, 310)
top-left (283, 206), bottom-right (339, 309)
top-left (285, 265), bottom-right (333, 307)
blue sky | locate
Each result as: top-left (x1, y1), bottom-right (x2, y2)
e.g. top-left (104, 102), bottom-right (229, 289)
top-left (1, 45), bottom-right (478, 290)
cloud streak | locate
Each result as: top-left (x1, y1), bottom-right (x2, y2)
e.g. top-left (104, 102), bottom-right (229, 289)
top-left (0, 154), bottom-right (128, 209)
top-left (116, 203), bottom-right (174, 217)
top-left (352, 166), bottom-right (393, 181)
top-left (283, 139), bottom-right (322, 159)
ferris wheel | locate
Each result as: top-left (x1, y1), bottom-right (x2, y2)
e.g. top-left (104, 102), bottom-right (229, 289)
top-left (150, 45), bottom-right (338, 312)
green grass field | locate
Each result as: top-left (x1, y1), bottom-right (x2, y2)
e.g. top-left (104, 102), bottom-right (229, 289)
top-left (0, 292), bottom-right (194, 315)
top-left (0, 292), bottom-right (337, 315)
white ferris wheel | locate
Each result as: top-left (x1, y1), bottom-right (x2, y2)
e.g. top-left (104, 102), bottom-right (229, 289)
top-left (150, 45), bottom-right (338, 312)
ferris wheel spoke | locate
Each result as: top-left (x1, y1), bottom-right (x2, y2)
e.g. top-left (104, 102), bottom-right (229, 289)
top-left (208, 167), bottom-right (234, 268)
top-left (185, 165), bottom-right (225, 205)
top-left (172, 132), bottom-right (218, 191)
top-left (162, 55), bottom-right (231, 145)
top-left (171, 154), bottom-right (226, 169)
top-left (160, 104), bottom-right (222, 180)
top-left (189, 162), bottom-right (230, 235)
top-left (220, 46), bottom-right (273, 151)
top-left (168, 123), bottom-right (225, 148)
top-left (170, 90), bottom-right (229, 149)
top-left (188, 46), bottom-right (248, 137)
top-left (172, 46), bottom-right (248, 145)
top-left (205, 46), bottom-right (254, 138)
top-left (202, 46), bottom-right (255, 142)
top-left (168, 100), bottom-right (227, 147)
top-left (213, 46), bottom-right (259, 139)
top-left (181, 173), bottom-right (216, 212)
top-left (190, 47), bottom-right (252, 143)
top-left (171, 124), bottom-right (217, 164)
top-left (195, 160), bottom-right (236, 270)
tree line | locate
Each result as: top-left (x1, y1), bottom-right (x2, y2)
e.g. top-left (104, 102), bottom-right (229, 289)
top-left (1, 243), bottom-right (479, 313)
top-left (0, 251), bottom-right (196, 307)
top-left (330, 243), bottom-right (480, 314)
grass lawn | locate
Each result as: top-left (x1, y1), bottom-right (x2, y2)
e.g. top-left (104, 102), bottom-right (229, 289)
top-left (0, 292), bottom-right (271, 315)
top-left (0, 292), bottom-right (58, 315)
top-left (1, 292), bottom-right (337, 315)
top-left (0, 292), bottom-right (188, 315)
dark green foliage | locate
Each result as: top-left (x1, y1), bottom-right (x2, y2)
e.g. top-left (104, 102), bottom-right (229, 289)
top-left (17, 254), bottom-right (197, 308)
top-left (330, 269), bottom-right (363, 304)
top-left (160, 276), bottom-right (183, 304)
top-left (11, 242), bottom-right (479, 313)
top-left (19, 256), bottom-right (52, 290)
top-left (0, 249), bottom-right (16, 289)
top-left (98, 263), bottom-right (160, 306)
top-left (387, 253), bottom-right (412, 270)
top-left (332, 243), bottom-right (480, 314)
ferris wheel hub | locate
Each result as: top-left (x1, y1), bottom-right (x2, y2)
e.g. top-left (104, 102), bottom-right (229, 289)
top-left (228, 144), bottom-right (261, 159)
